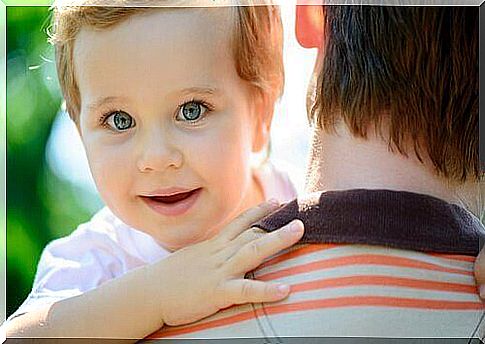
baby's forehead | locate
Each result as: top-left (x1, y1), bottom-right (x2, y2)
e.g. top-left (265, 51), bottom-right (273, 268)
top-left (53, 0), bottom-right (250, 6)
top-left (52, 2), bottom-right (283, 122)
top-left (72, 7), bottom-right (246, 109)
top-left (73, 8), bottom-right (236, 65)
top-left (72, 7), bottom-right (236, 58)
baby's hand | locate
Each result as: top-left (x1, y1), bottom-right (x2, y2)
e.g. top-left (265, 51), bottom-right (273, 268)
top-left (156, 201), bottom-right (304, 326)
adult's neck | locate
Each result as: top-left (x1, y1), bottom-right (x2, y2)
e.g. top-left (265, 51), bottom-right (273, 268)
top-left (305, 124), bottom-right (480, 213)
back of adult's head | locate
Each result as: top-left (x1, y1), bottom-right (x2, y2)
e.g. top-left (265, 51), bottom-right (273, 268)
top-left (305, 6), bottom-right (478, 183)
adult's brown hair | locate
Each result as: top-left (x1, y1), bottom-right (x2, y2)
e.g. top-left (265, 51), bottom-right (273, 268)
top-left (311, 6), bottom-right (479, 182)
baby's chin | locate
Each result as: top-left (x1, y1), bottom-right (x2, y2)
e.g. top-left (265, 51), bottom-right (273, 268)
top-left (153, 231), bottom-right (218, 252)
top-left (113, 203), bottom-right (233, 251)
top-left (137, 221), bottom-right (224, 252)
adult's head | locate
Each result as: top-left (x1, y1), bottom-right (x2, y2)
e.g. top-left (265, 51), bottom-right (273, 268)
top-left (296, 5), bottom-right (479, 185)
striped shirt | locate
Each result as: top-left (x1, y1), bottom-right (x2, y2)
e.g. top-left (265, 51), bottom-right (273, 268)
top-left (146, 190), bottom-right (485, 341)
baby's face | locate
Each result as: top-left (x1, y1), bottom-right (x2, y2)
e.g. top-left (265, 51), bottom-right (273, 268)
top-left (74, 8), bottom-right (265, 250)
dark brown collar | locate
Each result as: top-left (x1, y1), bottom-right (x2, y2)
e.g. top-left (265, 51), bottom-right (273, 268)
top-left (255, 189), bottom-right (485, 256)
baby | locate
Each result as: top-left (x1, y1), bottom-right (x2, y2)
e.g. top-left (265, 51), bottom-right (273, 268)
top-left (5, 1), bottom-right (304, 339)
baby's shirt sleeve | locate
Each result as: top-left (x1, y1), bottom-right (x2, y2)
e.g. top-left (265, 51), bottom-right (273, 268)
top-left (7, 223), bottom-right (123, 321)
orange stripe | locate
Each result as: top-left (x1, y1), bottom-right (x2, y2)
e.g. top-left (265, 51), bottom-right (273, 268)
top-left (259, 246), bottom-right (475, 271)
top-left (262, 296), bottom-right (484, 314)
top-left (291, 275), bottom-right (478, 294)
top-left (258, 244), bottom-right (341, 270)
top-left (428, 253), bottom-right (475, 263)
top-left (256, 254), bottom-right (472, 281)
top-left (150, 296), bottom-right (483, 338)
top-left (147, 308), bottom-right (257, 339)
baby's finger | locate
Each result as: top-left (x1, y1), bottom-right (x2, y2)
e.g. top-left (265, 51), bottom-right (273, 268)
top-left (221, 227), bottom-right (268, 258)
top-left (225, 220), bottom-right (304, 276)
top-left (220, 279), bottom-right (290, 307)
top-left (216, 200), bottom-right (279, 242)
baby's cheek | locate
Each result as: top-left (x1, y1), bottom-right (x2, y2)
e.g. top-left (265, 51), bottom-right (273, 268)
top-left (214, 144), bottom-right (252, 207)
top-left (210, 137), bottom-right (250, 189)
top-left (89, 151), bottom-right (132, 206)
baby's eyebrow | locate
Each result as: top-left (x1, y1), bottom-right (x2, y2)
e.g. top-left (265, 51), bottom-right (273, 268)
top-left (87, 96), bottom-right (126, 112)
top-left (87, 88), bottom-right (221, 113)
top-left (178, 87), bottom-right (221, 97)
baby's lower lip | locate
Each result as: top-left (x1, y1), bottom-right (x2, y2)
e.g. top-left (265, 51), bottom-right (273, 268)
top-left (140, 188), bottom-right (202, 217)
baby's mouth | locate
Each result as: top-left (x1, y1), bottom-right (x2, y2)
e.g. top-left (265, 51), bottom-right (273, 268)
top-left (143, 189), bottom-right (200, 204)
top-left (140, 188), bottom-right (202, 217)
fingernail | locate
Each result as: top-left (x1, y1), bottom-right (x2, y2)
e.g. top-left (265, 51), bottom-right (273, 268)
top-left (480, 285), bottom-right (485, 299)
top-left (277, 284), bottom-right (290, 295)
top-left (289, 220), bottom-right (303, 233)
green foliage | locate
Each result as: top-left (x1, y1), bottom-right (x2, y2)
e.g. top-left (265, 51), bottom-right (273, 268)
top-left (7, 6), bottom-right (99, 317)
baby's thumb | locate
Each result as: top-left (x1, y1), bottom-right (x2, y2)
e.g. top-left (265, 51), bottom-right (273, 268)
top-left (474, 247), bottom-right (485, 298)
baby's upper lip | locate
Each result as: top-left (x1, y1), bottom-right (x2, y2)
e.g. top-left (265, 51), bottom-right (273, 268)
top-left (140, 187), bottom-right (199, 197)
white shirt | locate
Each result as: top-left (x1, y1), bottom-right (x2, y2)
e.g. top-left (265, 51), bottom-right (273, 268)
top-left (8, 163), bottom-right (296, 320)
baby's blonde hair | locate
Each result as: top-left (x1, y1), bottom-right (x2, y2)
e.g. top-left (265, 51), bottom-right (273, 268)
top-left (49, 0), bottom-right (284, 122)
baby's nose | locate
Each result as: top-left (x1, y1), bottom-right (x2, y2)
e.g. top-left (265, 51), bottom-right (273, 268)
top-left (136, 131), bottom-right (183, 173)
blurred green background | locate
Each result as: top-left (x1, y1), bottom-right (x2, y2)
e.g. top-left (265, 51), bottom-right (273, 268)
top-left (7, 6), bottom-right (102, 317)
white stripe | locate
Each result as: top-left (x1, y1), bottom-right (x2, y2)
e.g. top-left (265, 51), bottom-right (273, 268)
top-left (260, 307), bottom-right (483, 338)
top-left (257, 245), bottom-right (473, 276)
top-left (270, 284), bottom-right (481, 303)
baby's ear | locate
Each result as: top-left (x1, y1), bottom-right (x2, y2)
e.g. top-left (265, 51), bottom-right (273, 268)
top-left (72, 117), bottom-right (83, 139)
top-left (295, 4), bottom-right (324, 49)
top-left (252, 92), bottom-right (273, 153)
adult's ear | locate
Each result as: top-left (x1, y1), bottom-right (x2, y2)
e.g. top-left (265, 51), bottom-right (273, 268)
top-left (295, 4), bottom-right (324, 49)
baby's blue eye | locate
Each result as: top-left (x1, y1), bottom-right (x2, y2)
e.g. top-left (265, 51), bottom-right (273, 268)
top-left (105, 111), bottom-right (135, 131)
top-left (178, 101), bottom-right (207, 122)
